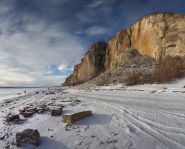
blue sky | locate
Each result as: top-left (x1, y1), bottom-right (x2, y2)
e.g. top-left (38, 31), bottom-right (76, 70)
top-left (0, 0), bottom-right (185, 86)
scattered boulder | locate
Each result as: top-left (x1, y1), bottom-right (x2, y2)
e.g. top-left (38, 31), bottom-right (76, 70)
top-left (69, 99), bottom-right (81, 106)
top-left (26, 107), bottom-right (37, 113)
top-left (19, 105), bottom-right (46, 116)
top-left (62, 111), bottom-right (92, 124)
top-left (37, 107), bottom-right (45, 114)
top-left (16, 129), bottom-right (40, 147)
top-left (6, 114), bottom-right (20, 122)
top-left (50, 108), bottom-right (63, 116)
top-left (20, 111), bottom-right (34, 118)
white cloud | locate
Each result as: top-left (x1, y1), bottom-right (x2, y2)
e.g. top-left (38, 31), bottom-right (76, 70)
top-left (85, 26), bottom-right (110, 36)
top-left (58, 64), bottom-right (67, 71)
top-left (0, 3), bottom-right (85, 86)
top-left (87, 0), bottom-right (104, 8)
top-left (76, 1), bottom-right (111, 23)
top-left (0, 65), bottom-right (34, 86)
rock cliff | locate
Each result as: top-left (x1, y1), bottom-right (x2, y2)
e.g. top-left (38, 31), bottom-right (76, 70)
top-left (64, 41), bottom-right (107, 85)
top-left (105, 12), bottom-right (185, 69)
top-left (65, 12), bottom-right (185, 86)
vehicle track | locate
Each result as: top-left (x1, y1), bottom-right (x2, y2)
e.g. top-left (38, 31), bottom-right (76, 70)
top-left (75, 93), bottom-right (185, 149)
top-left (76, 92), bottom-right (185, 118)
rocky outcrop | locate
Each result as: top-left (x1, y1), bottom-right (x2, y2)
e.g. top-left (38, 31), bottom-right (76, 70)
top-left (105, 13), bottom-right (185, 69)
top-left (64, 41), bottom-right (107, 85)
top-left (65, 12), bottom-right (185, 85)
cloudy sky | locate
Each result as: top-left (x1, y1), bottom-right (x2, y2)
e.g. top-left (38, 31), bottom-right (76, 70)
top-left (0, 0), bottom-right (185, 87)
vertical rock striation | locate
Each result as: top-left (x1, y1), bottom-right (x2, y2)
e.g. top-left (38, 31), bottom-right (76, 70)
top-left (105, 12), bottom-right (185, 69)
top-left (64, 41), bottom-right (107, 85)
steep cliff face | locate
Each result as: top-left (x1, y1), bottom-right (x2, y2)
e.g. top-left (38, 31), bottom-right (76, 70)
top-left (105, 13), bottom-right (185, 69)
top-left (64, 41), bottom-right (107, 85)
top-left (65, 12), bottom-right (185, 86)
top-left (104, 29), bottom-right (131, 69)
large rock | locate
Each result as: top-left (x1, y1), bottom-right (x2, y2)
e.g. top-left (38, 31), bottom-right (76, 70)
top-left (16, 129), bottom-right (40, 146)
top-left (105, 13), bottom-right (185, 69)
top-left (6, 114), bottom-right (19, 122)
top-left (62, 111), bottom-right (92, 124)
top-left (64, 41), bottom-right (107, 85)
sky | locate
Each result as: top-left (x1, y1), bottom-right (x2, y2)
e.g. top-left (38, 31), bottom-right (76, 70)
top-left (0, 0), bottom-right (185, 87)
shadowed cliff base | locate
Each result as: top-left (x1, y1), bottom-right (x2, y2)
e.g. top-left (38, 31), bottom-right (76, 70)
top-left (84, 55), bottom-right (185, 86)
top-left (64, 12), bottom-right (185, 86)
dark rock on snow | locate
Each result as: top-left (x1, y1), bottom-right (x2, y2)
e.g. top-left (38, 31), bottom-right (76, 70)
top-left (16, 129), bottom-right (40, 146)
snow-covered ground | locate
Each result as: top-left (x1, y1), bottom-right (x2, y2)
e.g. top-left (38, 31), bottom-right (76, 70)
top-left (1, 79), bottom-right (185, 149)
top-left (0, 88), bottom-right (47, 102)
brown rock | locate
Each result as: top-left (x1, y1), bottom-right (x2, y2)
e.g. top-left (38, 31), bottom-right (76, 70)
top-left (62, 111), bottom-right (92, 124)
top-left (64, 41), bottom-right (107, 86)
top-left (105, 29), bottom-right (132, 69)
top-left (20, 111), bottom-right (34, 118)
top-left (16, 129), bottom-right (40, 146)
top-left (6, 114), bottom-right (20, 122)
top-left (50, 108), bottom-right (62, 116)
top-left (105, 13), bottom-right (185, 69)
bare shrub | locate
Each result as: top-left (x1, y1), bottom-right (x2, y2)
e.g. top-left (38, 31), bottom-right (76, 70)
top-left (155, 56), bottom-right (185, 83)
top-left (125, 68), bottom-right (155, 86)
top-left (125, 69), bottom-right (141, 86)
top-left (125, 56), bottom-right (185, 86)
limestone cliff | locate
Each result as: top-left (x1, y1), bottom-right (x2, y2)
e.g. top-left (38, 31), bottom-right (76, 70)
top-left (105, 12), bottom-right (185, 69)
top-left (64, 41), bottom-right (107, 85)
top-left (65, 12), bottom-right (185, 86)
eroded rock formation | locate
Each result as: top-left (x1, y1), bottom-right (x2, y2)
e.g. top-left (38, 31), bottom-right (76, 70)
top-left (64, 41), bottom-right (107, 85)
top-left (65, 12), bottom-right (185, 86)
top-left (105, 13), bottom-right (185, 69)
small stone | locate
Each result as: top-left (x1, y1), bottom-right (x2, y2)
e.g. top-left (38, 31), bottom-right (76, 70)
top-left (91, 135), bottom-right (95, 138)
top-left (0, 135), bottom-right (5, 140)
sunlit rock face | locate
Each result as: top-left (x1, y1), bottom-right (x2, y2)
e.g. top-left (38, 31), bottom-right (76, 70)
top-left (64, 41), bottom-right (107, 85)
top-left (105, 13), bottom-right (185, 69)
top-left (65, 13), bottom-right (185, 85)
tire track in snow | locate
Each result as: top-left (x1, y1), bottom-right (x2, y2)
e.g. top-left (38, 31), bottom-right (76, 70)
top-left (76, 93), bottom-right (185, 134)
top-left (78, 92), bottom-right (185, 119)
top-left (75, 94), bottom-right (185, 149)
